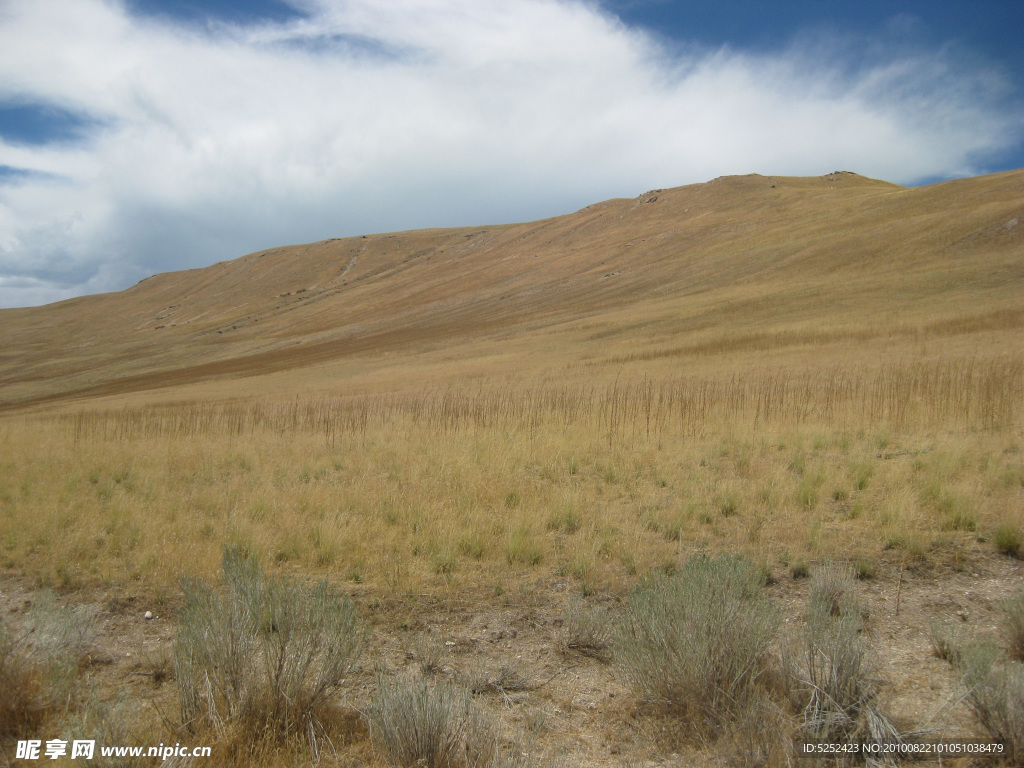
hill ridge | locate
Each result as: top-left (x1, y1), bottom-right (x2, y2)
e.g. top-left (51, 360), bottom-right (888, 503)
top-left (1, 168), bottom-right (1021, 410)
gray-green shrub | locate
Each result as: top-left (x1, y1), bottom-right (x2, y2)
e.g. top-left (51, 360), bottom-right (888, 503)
top-left (174, 546), bottom-right (366, 740)
top-left (0, 592), bottom-right (96, 737)
top-left (62, 685), bottom-right (143, 768)
top-left (368, 673), bottom-right (494, 768)
top-left (928, 619), bottom-right (967, 665)
top-left (957, 641), bottom-right (1024, 765)
top-left (613, 553), bottom-right (779, 731)
top-left (0, 612), bottom-right (47, 737)
top-left (559, 597), bottom-right (612, 662)
top-left (1002, 587), bottom-right (1024, 662)
top-left (787, 563), bottom-right (897, 748)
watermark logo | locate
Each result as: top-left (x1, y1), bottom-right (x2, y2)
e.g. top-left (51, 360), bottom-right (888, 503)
top-left (15, 740), bottom-right (209, 760)
top-left (15, 740), bottom-right (93, 760)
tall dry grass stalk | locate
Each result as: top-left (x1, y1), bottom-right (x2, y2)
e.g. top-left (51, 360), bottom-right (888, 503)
top-left (50, 356), bottom-right (1021, 444)
top-left (0, 354), bottom-right (1020, 594)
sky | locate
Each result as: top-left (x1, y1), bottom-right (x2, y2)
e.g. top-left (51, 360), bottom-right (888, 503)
top-left (1, 1), bottom-right (1022, 309)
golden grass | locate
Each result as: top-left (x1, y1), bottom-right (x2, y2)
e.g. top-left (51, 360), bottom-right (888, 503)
top-left (1, 355), bottom-right (1020, 596)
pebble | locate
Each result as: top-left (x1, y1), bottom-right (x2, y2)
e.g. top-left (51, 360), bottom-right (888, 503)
top-left (144, 610), bottom-right (153, 620)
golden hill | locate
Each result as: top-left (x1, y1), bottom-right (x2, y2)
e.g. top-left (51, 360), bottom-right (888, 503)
top-left (1, 170), bottom-right (1024, 768)
top-left (1, 168), bottom-right (1021, 410)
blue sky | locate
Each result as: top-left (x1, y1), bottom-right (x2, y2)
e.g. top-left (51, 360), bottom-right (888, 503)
top-left (1, 0), bottom-right (1022, 308)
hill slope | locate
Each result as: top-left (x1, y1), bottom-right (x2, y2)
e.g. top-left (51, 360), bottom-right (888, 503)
top-left (1, 169), bottom-right (1022, 410)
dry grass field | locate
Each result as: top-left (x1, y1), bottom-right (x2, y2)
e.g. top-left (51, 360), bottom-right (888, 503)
top-left (1, 169), bottom-right (1022, 766)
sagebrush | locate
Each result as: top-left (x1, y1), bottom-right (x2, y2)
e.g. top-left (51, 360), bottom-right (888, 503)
top-left (174, 546), bottom-right (366, 744)
top-left (613, 553), bottom-right (778, 732)
top-left (786, 563), bottom-right (898, 753)
top-left (368, 673), bottom-right (496, 768)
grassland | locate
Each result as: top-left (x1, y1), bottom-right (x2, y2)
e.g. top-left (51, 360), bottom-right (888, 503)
top-left (1, 358), bottom-right (1021, 597)
top-left (0, 169), bottom-right (1022, 766)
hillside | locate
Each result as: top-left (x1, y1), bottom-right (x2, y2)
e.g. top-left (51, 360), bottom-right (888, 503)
top-left (1, 168), bottom-right (1022, 409)
top-left (2, 169), bottom-right (1024, 768)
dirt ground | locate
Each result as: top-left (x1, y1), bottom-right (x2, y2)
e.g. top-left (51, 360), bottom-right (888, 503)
top-left (2, 548), bottom-right (1022, 767)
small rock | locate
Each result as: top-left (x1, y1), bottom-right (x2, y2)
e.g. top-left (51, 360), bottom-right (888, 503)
top-left (572, 695), bottom-right (597, 710)
top-left (144, 611), bottom-right (154, 620)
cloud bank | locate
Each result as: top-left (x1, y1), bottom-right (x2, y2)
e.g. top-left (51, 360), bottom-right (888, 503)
top-left (0, 0), bottom-right (1020, 307)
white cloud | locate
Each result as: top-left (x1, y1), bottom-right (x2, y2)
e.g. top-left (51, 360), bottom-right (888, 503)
top-left (0, 0), bottom-right (1019, 307)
